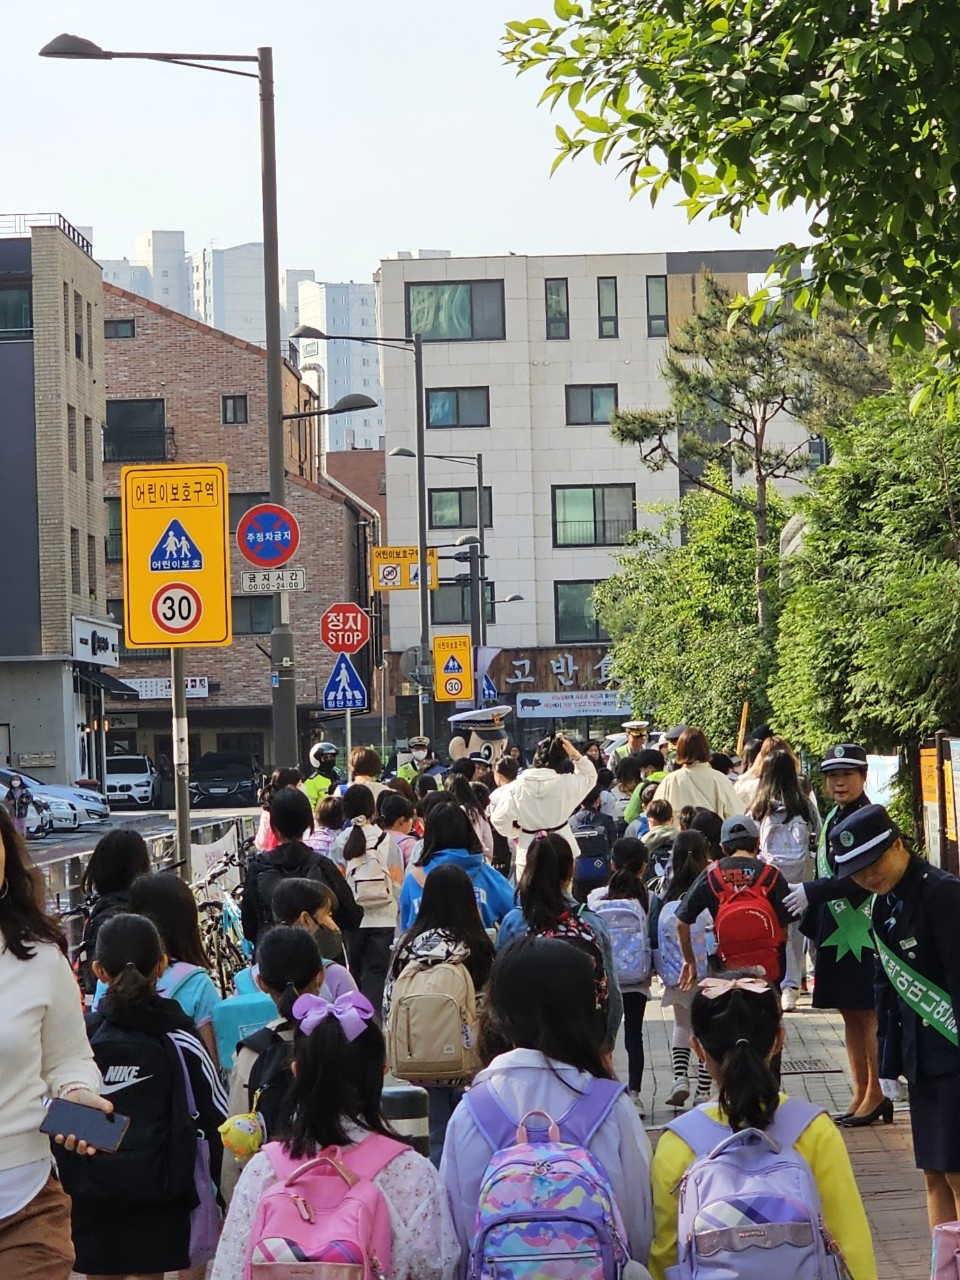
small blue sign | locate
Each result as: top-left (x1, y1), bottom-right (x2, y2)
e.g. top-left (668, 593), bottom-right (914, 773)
top-left (150, 519), bottom-right (202, 572)
top-left (323, 653), bottom-right (367, 711)
top-left (481, 674), bottom-right (498, 703)
top-left (443, 655), bottom-right (464, 675)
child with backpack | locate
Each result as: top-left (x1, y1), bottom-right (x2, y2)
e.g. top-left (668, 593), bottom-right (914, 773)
top-left (652, 832), bottom-right (715, 1108)
top-left (587, 838), bottom-right (656, 1111)
top-left (648, 973), bottom-right (876, 1279)
top-left (440, 935), bottom-right (653, 1276)
top-left (302, 791), bottom-right (344, 860)
top-left (211, 988), bottom-right (459, 1280)
top-left (383, 863), bottom-right (495, 1166)
top-left (570, 784), bottom-right (618, 902)
top-left (496, 833), bottom-right (623, 1051)
top-left (56, 913), bottom-right (227, 1278)
top-left (378, 790), bottom-right (419, 866)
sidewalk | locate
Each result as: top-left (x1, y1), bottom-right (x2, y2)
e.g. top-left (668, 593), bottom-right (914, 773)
top-left (624, 988), bottom-right (930, 1280)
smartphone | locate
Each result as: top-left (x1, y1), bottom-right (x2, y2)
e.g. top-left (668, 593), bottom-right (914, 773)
top-left (41, 1098), bottom-right (130, 1152)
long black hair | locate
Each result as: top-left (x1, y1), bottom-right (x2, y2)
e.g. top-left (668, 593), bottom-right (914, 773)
top-left (378, 792), bottom-right (415, 830)
top-left (286, 1017), bottom-right (396, 1158)
top-left (95, 913), bottom-right (163, 1016)
top-left (444, 771), bottom-right (487, 822)
top-left (260, 767), bottom-right (302, 809)
top-left (417, 798), bottom-right (482, 865)
top-left (606, 838), bottom-right (649, 910)
top-left (270, 787), bottom-right (315, 841)
top-left (752, 750), bottom-right (811, 824)
top-left (689, 808), bottom-right (723, 861)
top-left (691, 973), bottom-right (782, 1131)
top-left (129, 872), bottom-right (209, 968)
top-left (663, 831), bottom-right (710, 903)
top-left (518, 834), bottom-right (574, 932)
top-left (256, 925), bottom-right (323, 1020)
top-left (479, 936), bottom-right (613, 1080)
top-left (341, 784), bottom-right (377, 863)
top-left (0, 806), bottom-right (65, 959)
top-left (80, 829), bottom-right (151, 896)
top-left (532, 736), bottom-right (572, 773)
top-left (390, 863), bottom-right (495, 989)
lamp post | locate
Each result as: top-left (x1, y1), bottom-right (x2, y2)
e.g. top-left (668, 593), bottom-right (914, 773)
top-left (291, 324), bottom-right (433, 740)
top-left (40, 32), bottom-right (304, 770)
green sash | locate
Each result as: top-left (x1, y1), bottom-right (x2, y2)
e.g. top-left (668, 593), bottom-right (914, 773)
top-left (816, 806), bottom-right (875, 963)
top-left (875, 933), bottom-right (959, 1047)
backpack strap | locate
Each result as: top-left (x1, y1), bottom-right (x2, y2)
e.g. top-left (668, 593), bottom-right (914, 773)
top-left (666, 1097), bottom-right (824, 1158)
top-left (262, 1134), bottom-right (406, 1185)
top-left (706, 862), bottom-right (730, 902)
top-left (465, 1077), bottom-right (624, 1151)
top-left (166, 1032), bottom-right (199, 1120)
top-left (664, 1102), bottom-right (732, 1157)
top-left (753, 860), bottom-right (781, 894)
top-left (763, 1097), bottom-right (825, 1150)
top-left (464, 1081), bottom-right (516, 1151)
top-left (164, 961), bottom-right (201, 1002)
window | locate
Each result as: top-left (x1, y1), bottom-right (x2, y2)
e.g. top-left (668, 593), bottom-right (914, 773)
top-left (647, 275), bottom-right (668, 337)
top-left (228, 491), bottom-right (270, 533)
top-left (565, 384), bottom-right (617, 425)
top-left (104, 318), bottom-right (136, 339)
top-left (428, 487), bottom-right (493, 529)
top-left (405, 281), bottom-right (505, 342)
top-left (426, 387), bottom-right (490, 428)
top-left (67, 405), bottom-right (78, 473)
top-left (552, 485), bottom-right (635, 547)
top-left (554, 581), bottom-right (610, 644)
top-left (217, 732), bottom-right (264, 758)
top-left (70, 528), bottom-right (81, 595)
top-left (63, 282), bottom-right (70, 353)
top-left (0, 287), bottom-right (32, 341)
top-left (73, 291), bottom-right (83, 360)
top-left (431, 582), bottom-right (495, 626)
top-left (105, 498), bottom-right (122, 561)
top-left (86, 301), bottom-right (93, 369)
top-left (87, 535), bottom-right (97, 599)
top-left (545, 278), bottom-right (569, 340)
top-left (222, 394), bottom-right (249, 425)
top-left (107, 598), bottom-right (166, 659)
top-left (598, 277), bottom-right (619, 338)
top-left (104, 399), bottom-right (166, 461)
top-left (84, 416), bottom-right (95, 481)
top-left (232, 595), bottom-right (273, 635)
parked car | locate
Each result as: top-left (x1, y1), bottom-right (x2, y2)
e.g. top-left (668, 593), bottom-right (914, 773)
top-left (0, 768), bottom-right (108, 825)
top-left (43, 795), bottom-right (80, 831)
top-left (189, 752), bottom-right (263, 808)
top-left (105, 754), bottom-right (162, 808)
top-left (24, 799), bottom-right (53, 839)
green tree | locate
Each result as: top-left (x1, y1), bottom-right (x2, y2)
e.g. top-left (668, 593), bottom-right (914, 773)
top-left (770, 358), bottom-right (960, 754)
top-left (504, 2), bottom-right (960, 377)
top-left (610, 277), bottom-right (887, 631)
top-left (596, 471), bottom-right (786, 746)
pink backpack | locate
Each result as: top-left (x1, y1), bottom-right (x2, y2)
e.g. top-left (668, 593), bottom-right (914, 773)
top-left (244, 1135), bottom-right (406, 1280)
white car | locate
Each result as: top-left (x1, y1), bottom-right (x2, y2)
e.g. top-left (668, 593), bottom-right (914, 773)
top-left (105, 754), bottom-right (162, 808)
top-left (42, 795), bottom-right (81, 831)
top-left (0, 769), bottom-right (108, 825)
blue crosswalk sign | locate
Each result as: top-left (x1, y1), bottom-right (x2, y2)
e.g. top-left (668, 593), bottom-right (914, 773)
top-left (323, 653), bottom-right (367, 711)
top-left (149, 519), bottom-right (203, 572)
top-left (443, 655), bottom-right (464, 674)
top-left (481, 675), bottom-right (497, 702)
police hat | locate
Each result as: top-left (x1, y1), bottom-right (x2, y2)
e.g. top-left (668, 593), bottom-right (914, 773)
top-left (408, 736), bottom-right (430, 749)
top-left (720, 813), bottom-right (760, 850)
top-left (821, 743), bottom-right (868, 773)
top-left (831, 803), bottom-right (900, 876)
top-left (622, 720), bottom-right (649, 732)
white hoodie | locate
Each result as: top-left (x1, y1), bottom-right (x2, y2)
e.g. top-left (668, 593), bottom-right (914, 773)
top-left (489, 754), bottom-right (596, 877)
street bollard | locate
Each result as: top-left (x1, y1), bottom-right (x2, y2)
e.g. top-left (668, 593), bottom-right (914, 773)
top-left (381, 1083), bottom-right (429, 1158)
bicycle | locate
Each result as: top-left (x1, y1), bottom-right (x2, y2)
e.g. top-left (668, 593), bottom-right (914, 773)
top-left (190, 849), bottom-right (252, 996)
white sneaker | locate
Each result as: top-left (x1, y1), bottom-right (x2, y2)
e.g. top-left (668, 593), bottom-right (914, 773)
top-left (782, 987), bottom-right (798, 1012)
top-left (627, 1089), bottom-right (646, 1117)
top-left (666, 1076), bottom-right (690, 1107)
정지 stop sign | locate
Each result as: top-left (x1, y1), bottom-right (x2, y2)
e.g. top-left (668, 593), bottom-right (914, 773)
top-left (320, 603), bottom-right (370, 654)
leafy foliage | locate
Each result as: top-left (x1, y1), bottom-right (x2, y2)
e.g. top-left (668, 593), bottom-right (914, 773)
top-left (770, 358), bottom-right (960, 754)
top-left (596, 472), bottom-right (786, 747)
top-left (504, 1), bottom-right (960, 382)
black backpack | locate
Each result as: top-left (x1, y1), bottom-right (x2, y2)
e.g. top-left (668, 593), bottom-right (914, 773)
top-left (241, 1025), bottom-right (294, 1141)
top-left (571, 811), bottom-right (612, 885)
top-left (55, 1020), bottom-right (197, 1207)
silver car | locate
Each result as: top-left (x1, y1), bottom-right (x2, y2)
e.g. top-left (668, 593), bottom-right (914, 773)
top-left (0, 768), bottom-right (109, 825)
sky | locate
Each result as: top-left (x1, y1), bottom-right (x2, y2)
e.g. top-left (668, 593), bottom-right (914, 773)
top-left (9, 1), bottom-right (811, 282)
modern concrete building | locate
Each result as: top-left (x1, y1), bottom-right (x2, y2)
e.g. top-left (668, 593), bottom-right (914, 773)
top-left (0, 213), bottom-right (126, 786)
top-left (297, 281), bottom-right (384, 451)
top-left (378, 248), bottom-right (811, 744)
top-left (101, 230), bottom-right (190, 314)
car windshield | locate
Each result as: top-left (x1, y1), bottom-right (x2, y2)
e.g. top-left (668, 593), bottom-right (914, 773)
top-left (105, 758), bottom-right (149, 775)
top-left (193, 753), bottom-right (257, 776)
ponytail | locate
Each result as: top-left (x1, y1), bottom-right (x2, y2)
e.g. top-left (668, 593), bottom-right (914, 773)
top-left (95, 913), bottom-right (164, 1016)
top-left (445, 772), bottom-right (482, 818)
top-left (716, 1039), bottom-right (781, 1132)
top-left (690, 975), bottom-right (782, 1131)
top-left (343, 818), bottom-right (369, 863)
top-left (519, 834), bottom-right (573, 932)
top-left (106, 963), bottom-right (156, 1015)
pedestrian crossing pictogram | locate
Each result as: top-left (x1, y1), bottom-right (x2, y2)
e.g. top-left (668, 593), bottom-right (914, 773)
top-left (443, 655), bottom-right (464, 674)
top-left (149, 519), bottom-right (203, 572)
top-left (322, 653), bottom-right (368, 711)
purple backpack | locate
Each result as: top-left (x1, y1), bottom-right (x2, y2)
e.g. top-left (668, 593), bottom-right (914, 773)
top-left (666, 1099), bottom-right (851, 1279)
top-left (465, 1078), bottom-right (630, 1280)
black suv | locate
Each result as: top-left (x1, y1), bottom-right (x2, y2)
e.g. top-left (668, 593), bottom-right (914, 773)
top-left (189, 752), bottom-right (263, 808)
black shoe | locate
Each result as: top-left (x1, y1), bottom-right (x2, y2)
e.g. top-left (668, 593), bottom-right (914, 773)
top-left (832, 1112), bottom-right (855, 1124)
top-left (841, 1099), bottom-right (894, 1128)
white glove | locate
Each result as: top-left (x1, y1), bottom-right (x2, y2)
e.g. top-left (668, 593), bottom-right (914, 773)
top-left (880, 1078), bottom-right (904, 1102)
top-left (784, 883), bottom-right (809, 918)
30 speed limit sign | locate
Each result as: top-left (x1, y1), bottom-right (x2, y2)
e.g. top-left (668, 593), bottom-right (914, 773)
top-left (151, 583), bottom-right (203, 635)
top-left (443, 676), bottom-right (464, 697)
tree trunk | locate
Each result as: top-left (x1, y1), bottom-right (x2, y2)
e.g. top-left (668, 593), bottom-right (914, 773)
top-left (755, 473), bottom-right (769, 633)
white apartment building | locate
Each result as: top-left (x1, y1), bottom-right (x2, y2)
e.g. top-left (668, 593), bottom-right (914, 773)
top-left (100, 230), bottom-right (190, 312)
top-left (190, 242), bottom-right (265, 345)
top-left (379, 249), bottom-right (809, 742)
top-left (297, 280), bottom-right (384, 451)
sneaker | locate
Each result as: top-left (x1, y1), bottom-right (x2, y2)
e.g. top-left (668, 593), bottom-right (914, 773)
top-left (693, 1091), bottom-right (711, 1106)
top-left (782, 988), bottom-right (798, 1012)
top-left (627, 1089), bottom-right (646, 1117)
top-left (666, 1076), bottom-right (690, 1108)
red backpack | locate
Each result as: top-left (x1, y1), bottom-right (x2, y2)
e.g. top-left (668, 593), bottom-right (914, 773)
top-left (707, 861), bottom-right (786, 981)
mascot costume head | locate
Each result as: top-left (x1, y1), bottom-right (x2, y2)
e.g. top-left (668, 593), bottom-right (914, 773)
top-left (447, 706), bottom-right (512, 769)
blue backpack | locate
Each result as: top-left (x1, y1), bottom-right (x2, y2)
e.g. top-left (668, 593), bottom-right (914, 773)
top-left (593, 897), bottom-right (652, 987)
top-left (666, 1099), bottom-right (850, 1279)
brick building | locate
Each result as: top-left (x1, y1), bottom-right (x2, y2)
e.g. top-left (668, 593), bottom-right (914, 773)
top-left (101, 283), bottom-right (380, 770)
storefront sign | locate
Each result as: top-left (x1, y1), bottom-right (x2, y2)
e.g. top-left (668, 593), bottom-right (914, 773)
top-left (72, 616), bottom-right (120, 669)
top-left (123, 677), bottom-right (209, 701)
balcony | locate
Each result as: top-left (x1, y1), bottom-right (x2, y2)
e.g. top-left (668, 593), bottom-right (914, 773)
top-left (103, 427), bottom-right (167, 463)
top-left (554, 518), bottom-right (635, 548)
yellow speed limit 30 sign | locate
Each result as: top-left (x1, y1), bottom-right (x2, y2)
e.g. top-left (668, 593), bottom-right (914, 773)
top-left (121, 464), bottom-right (232, 648)
top-left (433, 634), bottom-right (474, 702)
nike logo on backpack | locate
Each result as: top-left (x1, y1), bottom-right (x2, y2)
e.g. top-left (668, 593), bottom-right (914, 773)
top-left (100, 1065), bottom-right (153, 1094)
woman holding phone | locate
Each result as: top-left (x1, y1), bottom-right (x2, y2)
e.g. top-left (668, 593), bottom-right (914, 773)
top-left (0, 805), bottom-right (110, 1280)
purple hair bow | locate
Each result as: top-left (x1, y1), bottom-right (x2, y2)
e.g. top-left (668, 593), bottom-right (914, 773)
top-left (291, 990), bottom-right (375, 1042)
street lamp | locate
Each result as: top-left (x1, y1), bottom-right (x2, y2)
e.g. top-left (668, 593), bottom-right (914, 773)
top-left (40, 31), bottom-right (300, 770)
top-left (291, 324), bottom-right (433, 740)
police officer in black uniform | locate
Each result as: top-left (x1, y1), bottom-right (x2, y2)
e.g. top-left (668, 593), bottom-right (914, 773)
top-left (833, 803), bottom-right (960, 1229)
top-left (785, 744), bottom-right (882, 1123)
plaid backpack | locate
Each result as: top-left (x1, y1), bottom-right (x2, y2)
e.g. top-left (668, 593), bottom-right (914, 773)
top-left (533, 906), bottom-right (609, 1020)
